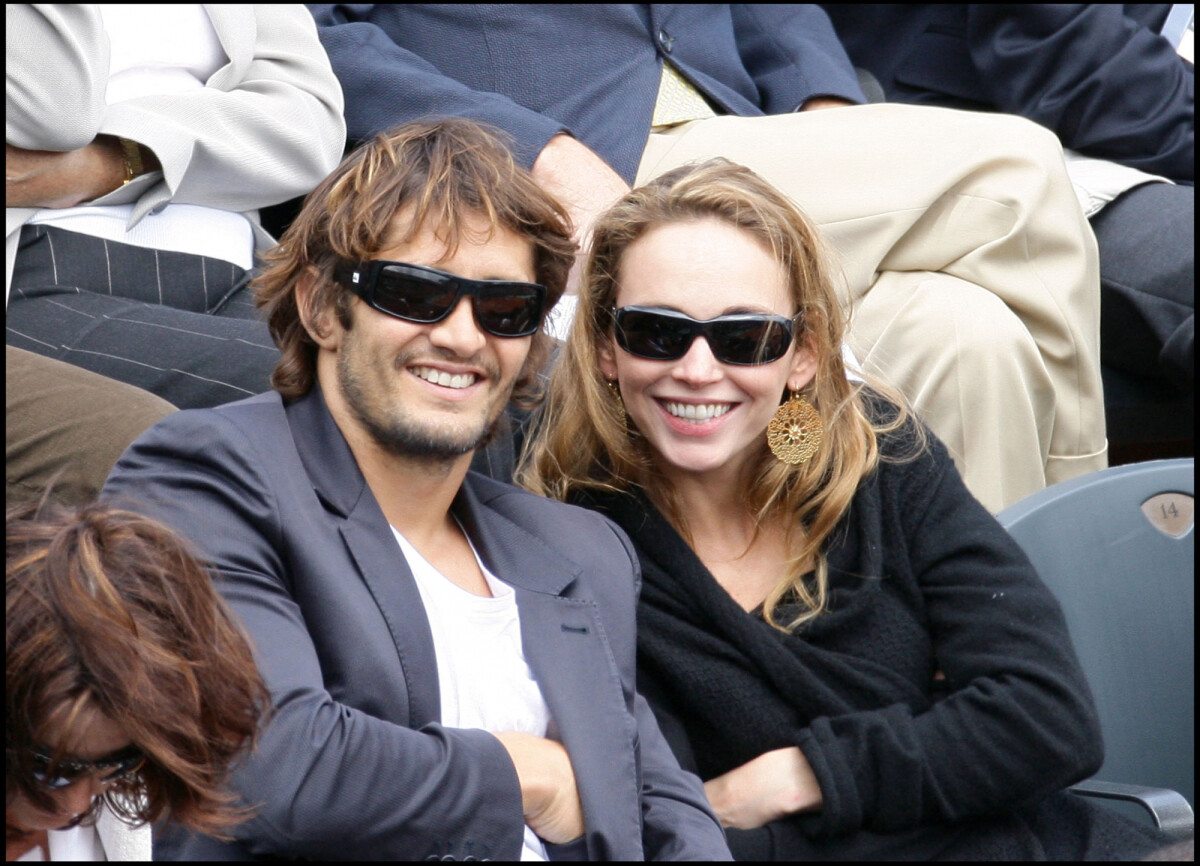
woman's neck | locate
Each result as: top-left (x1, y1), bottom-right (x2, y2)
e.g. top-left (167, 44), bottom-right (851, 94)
top-left (655, 465), bottom-right (756, 551)
top-left (652, 466), bottom-right (800, 612)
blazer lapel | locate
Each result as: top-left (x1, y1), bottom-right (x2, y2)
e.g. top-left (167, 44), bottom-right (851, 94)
top-left (453, 480), bottom-right (643, 859)
top-left (285, 389), bottom-right (441, 726)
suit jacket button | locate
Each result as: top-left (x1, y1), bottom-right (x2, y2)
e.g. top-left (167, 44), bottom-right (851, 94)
top-left (658, 28), bottom-right (675, 53)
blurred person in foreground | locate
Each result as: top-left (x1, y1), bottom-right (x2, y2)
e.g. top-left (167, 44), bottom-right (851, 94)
top-left (520, 158), bottom-right (1173, 860)
top-left (6, 497), bottom-right (268, 861)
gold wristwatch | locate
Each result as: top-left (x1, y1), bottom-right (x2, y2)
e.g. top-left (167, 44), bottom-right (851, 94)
top-left (117, 137), bottom-right (147, 185)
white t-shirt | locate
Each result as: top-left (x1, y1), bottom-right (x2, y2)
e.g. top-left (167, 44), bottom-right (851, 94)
top-left (392, 526), bottom-right (553, 862)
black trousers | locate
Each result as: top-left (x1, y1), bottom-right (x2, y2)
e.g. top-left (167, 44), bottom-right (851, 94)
top-left (1092, 181), bottom-right (1194, 391)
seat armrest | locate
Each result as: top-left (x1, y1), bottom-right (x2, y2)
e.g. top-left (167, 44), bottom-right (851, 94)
top-left (1071, 780), bottom-right (1195, 840)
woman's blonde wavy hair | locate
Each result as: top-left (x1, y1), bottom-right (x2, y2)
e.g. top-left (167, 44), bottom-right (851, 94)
top-left (519, 158), bottom-right (918, 631)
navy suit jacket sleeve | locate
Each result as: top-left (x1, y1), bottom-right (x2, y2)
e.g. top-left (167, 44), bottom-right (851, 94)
top-left (104, 408), bottom-right (527, 860)
top-left (727, 5), bottom-right (865, 111)
top-left (307, 3), bottom-right (564, 169)
top-left (964, 5), bottom-right (1193, 181)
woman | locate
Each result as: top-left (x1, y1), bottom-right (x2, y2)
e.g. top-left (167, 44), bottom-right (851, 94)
top-left (6, 497), bottom-right (269, 861)
top-left (520, 159), bottom-right (1169, 859)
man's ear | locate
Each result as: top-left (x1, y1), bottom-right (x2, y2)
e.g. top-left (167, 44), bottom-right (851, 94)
top-left (295, 267), bottom-right (342, 350)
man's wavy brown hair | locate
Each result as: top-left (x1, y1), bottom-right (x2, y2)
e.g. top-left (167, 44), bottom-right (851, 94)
top-left (6, 497), bottom-right (269, 842)
top-left (254, 118), bottom-right (576, 407)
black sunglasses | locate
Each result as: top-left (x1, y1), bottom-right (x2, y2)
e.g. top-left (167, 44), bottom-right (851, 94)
top-left (32, 746), bottom-right (146, 790)
top-left (334, 260), bottom-right (546, 338)
top-left (612, 306), bottom-right (801, 366)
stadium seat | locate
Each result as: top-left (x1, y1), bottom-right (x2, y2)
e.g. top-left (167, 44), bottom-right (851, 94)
top-left (997, 459), bottom-right (1195, 839)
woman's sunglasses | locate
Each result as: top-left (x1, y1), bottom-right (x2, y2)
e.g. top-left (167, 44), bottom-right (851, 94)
top-left (334, 260), bottom-right (547, 338)
top-left (32, 746), bottom-right (146, 790)
top-left (612, 306), bottom-right (801, 366)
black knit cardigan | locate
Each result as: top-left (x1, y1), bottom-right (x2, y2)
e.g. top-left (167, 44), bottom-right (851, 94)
top-left (575, 418), bottom-right (1167, 860)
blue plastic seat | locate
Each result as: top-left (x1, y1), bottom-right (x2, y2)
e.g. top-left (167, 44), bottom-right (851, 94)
top-left (997, 459), bottom-right (1195, 839)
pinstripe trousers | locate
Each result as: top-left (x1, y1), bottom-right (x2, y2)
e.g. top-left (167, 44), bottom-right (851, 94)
top-left (5, 224), bottom-right (522, 482)
top-left (6, 224), bottom-right (278, 410)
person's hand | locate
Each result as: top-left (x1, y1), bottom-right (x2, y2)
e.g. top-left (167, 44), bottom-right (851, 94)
top-left (6, 137), bottom-right (126, 209)
top-left (799, 96), bottom-right (856, 111)
top-left (493, 730), bottom-right (585, 844)
top-left (530, 134), bottom-right (631, 293)
top-left (703, 746), bottom-right (823, 830)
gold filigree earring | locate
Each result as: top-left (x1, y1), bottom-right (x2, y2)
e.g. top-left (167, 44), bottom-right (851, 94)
top-left (766, 391), bottom-right (823, 465)
top-left (607, 379), bottom-right (626, 427)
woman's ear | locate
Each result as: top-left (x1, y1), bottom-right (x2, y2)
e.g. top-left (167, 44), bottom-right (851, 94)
top-left (597, 336), bottom-right (619, 381)
top-left (295, 267), bottom-right (342, 350)
top-left (787, 336), bottom-right (819, 392)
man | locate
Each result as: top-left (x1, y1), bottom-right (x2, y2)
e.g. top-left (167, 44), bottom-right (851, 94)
top-left (103, 119), bottom-right (732, 861)
top-left (308, 4), bottom-right (1109, 512)
top-left (825, 4), bottom-right (1194, 392)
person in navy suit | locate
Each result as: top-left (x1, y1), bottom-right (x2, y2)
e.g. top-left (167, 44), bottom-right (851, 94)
top-left (825, 4), bottom-right (1194, 392)
top-left (102, 118), bottom-right (732, 861)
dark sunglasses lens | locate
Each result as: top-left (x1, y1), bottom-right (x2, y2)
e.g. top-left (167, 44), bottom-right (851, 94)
top-left (33, 749), bottom-right (144, 789)
top-left (710, 319), bottom-right (792, 365)
top-left (32, 769), bottom-right (78, 789)
top-left (474, 287), bottom-right (544, 337)
top-left (617, 310), bottom-right (695, 359)
top-left (32, 758), bottom-right (86, 790)
top-left (374, 268), bottom-right (459, 322)
top-left (99, 753), bottom-right (145, 783)
top-left (32, 754), bottom-right (71, 789)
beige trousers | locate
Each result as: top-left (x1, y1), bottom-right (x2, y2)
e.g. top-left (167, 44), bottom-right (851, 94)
top-left (6, 346), bottom-right (175, 506)
top-left (636, 104), bottom-right (1107, 512)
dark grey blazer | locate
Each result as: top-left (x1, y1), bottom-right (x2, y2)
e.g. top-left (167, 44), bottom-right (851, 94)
top-left (103, 388), bottom-right (730, 861)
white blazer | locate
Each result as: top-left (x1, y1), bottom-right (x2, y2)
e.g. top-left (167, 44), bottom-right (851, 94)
top-left (4, 4), bottom-right (346, 301)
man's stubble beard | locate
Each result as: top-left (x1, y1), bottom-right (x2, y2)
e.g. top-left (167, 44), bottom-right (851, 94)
top-left (338, 344), bottom-right (509, 464)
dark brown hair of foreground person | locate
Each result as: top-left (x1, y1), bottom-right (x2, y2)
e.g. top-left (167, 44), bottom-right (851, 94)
top-left (254, 117), bottom-right (577, 408)
top-left (6, 497), bottom-right (270, 843)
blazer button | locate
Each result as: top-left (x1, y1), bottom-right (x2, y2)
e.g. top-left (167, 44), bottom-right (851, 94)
top-left (658, 28), bottom-right (674, 53)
